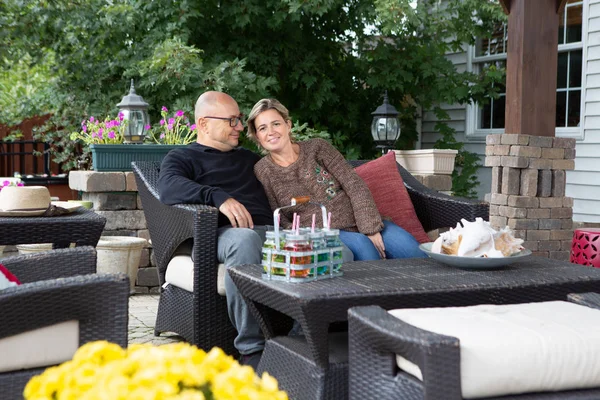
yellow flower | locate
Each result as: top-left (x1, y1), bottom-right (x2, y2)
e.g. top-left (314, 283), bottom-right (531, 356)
top-left (24, 341), bottom-right (288, 400)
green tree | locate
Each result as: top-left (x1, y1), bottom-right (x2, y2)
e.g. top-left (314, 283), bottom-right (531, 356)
top-left (1, 0), bottom-right (506, 196)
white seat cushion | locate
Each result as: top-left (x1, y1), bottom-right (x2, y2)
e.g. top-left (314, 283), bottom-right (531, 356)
top-left (165, 255), bottom-right (226, 296)
top-left (0, 320), bottom-right (79, 373)
top-left (389, 301), bottom-right (600, 399)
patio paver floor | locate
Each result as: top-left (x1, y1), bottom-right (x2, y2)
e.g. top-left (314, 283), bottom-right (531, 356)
top-left (128, 294), bottom-right (184, 346)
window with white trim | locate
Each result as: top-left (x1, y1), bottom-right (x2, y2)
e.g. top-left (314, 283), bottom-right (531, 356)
top-left (467, 0), bottom-right (584, 139)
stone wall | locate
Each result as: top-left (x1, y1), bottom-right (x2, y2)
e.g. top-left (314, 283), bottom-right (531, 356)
top-left (69, 171), bottom-right (158, 294)
top-left (484, 134), bottom-right (576, 261)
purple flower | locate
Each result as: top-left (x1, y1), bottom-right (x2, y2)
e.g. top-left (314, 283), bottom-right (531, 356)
top-left (113, 120), bottom-right (120, 126)
top-left (190, 124), bottom-right (196, 130)
top-left (168, 118), bottom-right (175, 125)
top-left (175, 110), bottom-right (184, 117)
top-left (82, 125), bottom-right (87, 133)
top-left (167, 124), bottom-right (174, 131)
top-left (90, 116), bottom-right (95, 122)
top-left (161, 106), bottom-right (168, 112)
top-left (106, 120), bottom-right (114, 128)
top-left (98, 128), bottom-right (104, 135)
top-left (160, 133), bottom-right (165, 139)
top-left (17, 182), bottom-right (24, 187)
top-left (108, 131), bottom-right (115, 139)
top-left (92, 132), bottom-right (98, 138)
top-left (118, 112), bottom-right (124, 121)
top-left (144, 125), bottom-right (151, 131)
top-left (98, 131), bottom-right (103, 139)
top-left (2, 180), bottom-right (9, 187)
top-left (159, 119), bottom-right (165, 126)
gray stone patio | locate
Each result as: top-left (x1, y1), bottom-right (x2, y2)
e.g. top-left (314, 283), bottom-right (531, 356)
top-left (128, 294), bottom-right (184, 345)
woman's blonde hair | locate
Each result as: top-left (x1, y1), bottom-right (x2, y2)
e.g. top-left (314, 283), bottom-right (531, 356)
top-left (246, 98), bottom-right (293, 147)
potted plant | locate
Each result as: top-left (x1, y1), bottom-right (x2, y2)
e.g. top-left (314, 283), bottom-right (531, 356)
top-left (71, 107), bottom-right (196, 172)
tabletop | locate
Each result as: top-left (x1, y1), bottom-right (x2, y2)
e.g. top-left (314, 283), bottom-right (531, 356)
top-left (230, 256), bottom-right (600, 367)
top-left (0, 209), bottom-right (106, 248)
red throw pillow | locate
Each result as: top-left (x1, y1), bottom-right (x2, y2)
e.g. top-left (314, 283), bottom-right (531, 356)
top-left (0, 263), bottom-right (21, 290)
top-left (354, 151), bottom-right (430, 243)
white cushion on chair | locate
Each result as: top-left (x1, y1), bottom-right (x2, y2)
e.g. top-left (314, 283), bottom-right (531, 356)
top-left (389, 301), bottom-right (600, 399)
top-left (0, 320), bottom-right (79, 373)
top-left (165, 255), bottom-right (226, 296)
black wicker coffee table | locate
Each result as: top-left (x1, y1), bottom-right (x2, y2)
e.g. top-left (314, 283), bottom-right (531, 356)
top-left (0, 209), bottom-right (106, 248)
top-left (229, 257), bottom-right (600, 400)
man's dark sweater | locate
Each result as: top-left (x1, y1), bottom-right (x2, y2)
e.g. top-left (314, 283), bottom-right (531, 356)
top-left (158, 143), bottom-right (273, 227)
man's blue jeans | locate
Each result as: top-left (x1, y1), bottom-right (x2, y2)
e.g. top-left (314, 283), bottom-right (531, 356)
top-left (219, 225), bottom-right (269, 356)
top-left (339, 220), bottom-right (426, 260)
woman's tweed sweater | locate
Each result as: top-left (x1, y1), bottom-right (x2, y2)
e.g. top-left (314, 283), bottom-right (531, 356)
top-left (254, 138), bottom-right (384, 235)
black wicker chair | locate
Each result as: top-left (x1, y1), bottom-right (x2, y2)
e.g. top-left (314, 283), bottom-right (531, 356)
top-left (132, 161), bottom-right (237, 356)
top-left (348, 293), bottom-right (600, 400)
top-left (0, 247), bottom-right (129, 400)
top-left (132, 160), bottom-right (489, 357)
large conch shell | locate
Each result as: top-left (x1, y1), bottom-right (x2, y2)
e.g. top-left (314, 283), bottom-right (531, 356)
top-left (431, 218), bottom-right (523, 258)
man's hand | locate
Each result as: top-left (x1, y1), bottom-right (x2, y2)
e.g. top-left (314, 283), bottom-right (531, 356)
top-left (219, 198), bottom-right (254, 228)
top-left (367, 232), bottom-right (386, 259)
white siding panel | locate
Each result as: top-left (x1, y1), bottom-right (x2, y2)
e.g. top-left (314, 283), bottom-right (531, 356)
top-left (584, 99), bottom-right (600, 114)
top-left (585, 74), bottom-right (600, 89)
top-left (588, 32), bottom-right (600, 47)
top-left (579, 130), bottom-right (600, 143)
top-left (571, 143), bottom-right (600, 157)
top-left (422, 121), bottom-right (464, 133)
top-left (566, 170), bottom-right (600, 185)
top-left (446, 52), bottom-right (467, 66)
top-left (586, 87), bottom-right (600, 101)
top-left (574, 157), bottom-right (600, 171)
top-left (589, 45), bottom-right (600, 61)
top-left (591, 3), bottom-right (600, 17)
top-left (590, 17), bottom-right (600, 33)
top-left (423, 109), bottom-right (466, 121)
top-left (587, 60), bottom-right (600, 74)
top-left (573, 199), bottom-right (600, 223)
top-left (565, 184), bottom-right (600, 200)
top-left (584, 115), bottom-right (600, 128)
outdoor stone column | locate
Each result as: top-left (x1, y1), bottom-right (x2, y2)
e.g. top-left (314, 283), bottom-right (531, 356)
top-left (69, 171), bottom-right (158, 293)
top-left (485, 134), bottom-right (576, 261)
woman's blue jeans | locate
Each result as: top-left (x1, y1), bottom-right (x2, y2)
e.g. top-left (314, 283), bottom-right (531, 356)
top-left (339, 220), bottom-right (426, 260)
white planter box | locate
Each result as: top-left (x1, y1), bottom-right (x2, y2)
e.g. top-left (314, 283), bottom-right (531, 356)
top-left (392, 149), bottom-right (458, 175)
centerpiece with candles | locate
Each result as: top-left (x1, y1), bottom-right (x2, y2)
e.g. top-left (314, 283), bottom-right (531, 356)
top-left (261, 197), bottom-right (344, 282)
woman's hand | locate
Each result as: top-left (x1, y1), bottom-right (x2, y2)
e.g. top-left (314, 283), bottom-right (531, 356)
top-left (367, 232), bottom-right (386, 259)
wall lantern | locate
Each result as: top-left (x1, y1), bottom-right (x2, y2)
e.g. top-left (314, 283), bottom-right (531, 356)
top-left (371, 91), bottom-right (401, 154)
top-left (116, 79), bottom-right (150, 143)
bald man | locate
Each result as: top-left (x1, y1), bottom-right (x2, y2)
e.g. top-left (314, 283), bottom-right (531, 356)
top-left (158, 91), bottom-right (272, 368)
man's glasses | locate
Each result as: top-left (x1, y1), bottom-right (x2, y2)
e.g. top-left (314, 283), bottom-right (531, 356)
top-left (203, 115), bottom-right (245, 127)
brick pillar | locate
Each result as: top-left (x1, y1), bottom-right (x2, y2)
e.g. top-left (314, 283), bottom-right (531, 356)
top-left (485, 134), bottom-right (575, 261)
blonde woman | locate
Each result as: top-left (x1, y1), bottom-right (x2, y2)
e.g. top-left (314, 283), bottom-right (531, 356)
top-left (247, 98), bottom-right (424, 261)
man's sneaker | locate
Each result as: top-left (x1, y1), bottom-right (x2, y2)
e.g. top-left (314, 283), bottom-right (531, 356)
top-left (239, 351), bottom-right (263, 370)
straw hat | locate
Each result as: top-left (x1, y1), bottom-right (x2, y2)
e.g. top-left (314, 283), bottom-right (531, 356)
top-left (0, 186), bottom-right (85, 217)
top-left (0, 186), bottom-right (51, 216)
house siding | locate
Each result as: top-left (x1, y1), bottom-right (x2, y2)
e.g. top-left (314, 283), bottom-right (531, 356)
top-left (420, 46), bottom-right (491, 200)
top-left (420, 2), bottom-right (600, 222)
top-left (568, 1), bottom-right (600, 223)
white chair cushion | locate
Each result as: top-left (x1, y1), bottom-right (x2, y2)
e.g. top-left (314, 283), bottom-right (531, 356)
top-left (0, 320), bottom-right (79, 373)
top-left (389, 301), bottom-right (600, 399)
top-left (165, 255), bottom-right (226, 296)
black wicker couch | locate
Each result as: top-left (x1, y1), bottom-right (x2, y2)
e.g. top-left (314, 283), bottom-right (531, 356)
top-left (132, 159), bottom-right (489, 357)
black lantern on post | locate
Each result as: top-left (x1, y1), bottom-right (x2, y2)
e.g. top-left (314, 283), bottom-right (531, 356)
top-left (116, 79), bottom-right (150, 144)
top-left (371, 91), bottom-right (401, 154)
